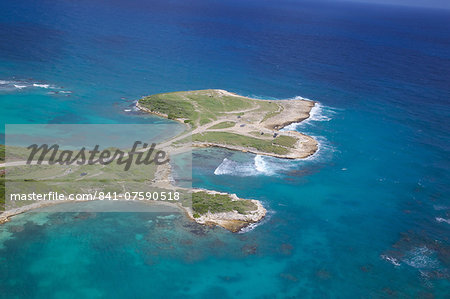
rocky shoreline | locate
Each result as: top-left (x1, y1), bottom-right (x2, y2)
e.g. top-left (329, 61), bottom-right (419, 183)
top-left (191, 136), bottom-right (316, 159)
top-left (149, 160), bottom-right (267, 232)
top-left (185, 190), bottom-right (267, 233)
top-left (0, 200), bottom-right (71, 225)
top-left (0, 193), bottom-right (267, 233)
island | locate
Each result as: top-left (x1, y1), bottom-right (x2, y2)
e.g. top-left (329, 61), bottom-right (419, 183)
top-left (0, 89), bottom-right (317, 233)
top-left (137, 89), bottom-right (317, 159)
top-left (136, 89), bottom-right (317, 232)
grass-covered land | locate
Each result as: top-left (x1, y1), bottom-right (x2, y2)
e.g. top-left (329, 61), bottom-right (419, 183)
top-left (140, 92), bottom-right (197, 120)
top-left (192, 191), bottom-right (256, 217)
top-left (208, 121), bottom-right (236, 129)
top-left (272, 135), bottom-right (298, 148)
top-left (139, 90), bottom-right (254, 127)
top-left (192, 132), bottom-right (296, 155)
top-left (1, 144), bottom-right (175, 210)
top-left (0, 144), bottom-right (4, 162)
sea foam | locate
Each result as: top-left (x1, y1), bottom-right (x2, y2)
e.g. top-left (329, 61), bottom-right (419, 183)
top-left (238, 208), bottom-right (273, 233)
top-left (33, 83), bottom-right (50, 88)
top-left (402, 246), bottom-right (443, 278)
top-left (282, 100), bottom-right (335, 131)
top-left (213, 137), bottom-right (335, 176)
top-left (213, 98), bottom-right (336, 176)
top-left (0, 79), bottom-right (60, 92)
top-left (214, 155), bottom-right (276, 176)
top-left (436, 217), bottom-right (450, 224)
top-left (381, 255), bottom-right (401, 266)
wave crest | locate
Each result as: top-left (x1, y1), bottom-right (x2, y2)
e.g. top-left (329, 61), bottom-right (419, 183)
top-left (214, 155), bottom-right (276, 176)
top-left (0, 79), bottom-right (64, 92)
top-left (283, 101), bottom-right (336, 131)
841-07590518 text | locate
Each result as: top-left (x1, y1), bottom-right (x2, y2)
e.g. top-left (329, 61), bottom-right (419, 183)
top-left (9, 191), bottom-right (181, 201)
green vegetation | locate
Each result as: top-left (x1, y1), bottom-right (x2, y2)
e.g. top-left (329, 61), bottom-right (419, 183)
top-left (139, 90), bottom-right (255, 127)
top-left (1, 144), bottom-right (181, 210)
top-left (273, 135), bottom-right (298, 148)
top-left (0, 144), bottom-right (4, 162)
top-left (192, 191), bottom-right (256, 215)
top-left (140, 93), bottom-right (197, 120)
top-left (247, 133), bottom-right (297, 148)
top-left (0, 145), bottom-right (33, 161)
top-left (249, 131), bottom-right (266, 137)
top-left (209, 121), bottom-right (236, 129)
top-left (258, 101), bottom-right (282, 122)
top-left (186, 92), bottom-right (252, 113)
top-left (192, 132), bottom-right (293, 155)
top-left (199, 114), bottom-right (215, 125)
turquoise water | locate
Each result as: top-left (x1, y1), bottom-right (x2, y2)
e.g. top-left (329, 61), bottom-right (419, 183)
top-left (1, 0), bottom-right (449, 297)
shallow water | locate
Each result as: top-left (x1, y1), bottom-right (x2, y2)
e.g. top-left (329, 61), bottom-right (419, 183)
top-left (0, 0), bottom-right (449, 297)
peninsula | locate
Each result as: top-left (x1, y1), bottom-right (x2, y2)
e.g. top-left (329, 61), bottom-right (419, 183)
top-left (0, 89), bottom-right (317, 233)
top-left (137, 89), bottom-right (317, 159)
top-left (136, 89), bottom-right (318, 231)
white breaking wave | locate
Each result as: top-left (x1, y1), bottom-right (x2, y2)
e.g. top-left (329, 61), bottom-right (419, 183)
top-left (0, 79), bottom-right (61, 92)
top-left (436, 217), bottom-right (450, 224)
top-left (214, 155), bottom-right (276, 176)
top-left (282, 101), bottom-right (335, 131)
top-left (239, 207), bottom-right (274, 233)
top-left (302, 135), bottom-right (337, 163)
top-left (213, 155), bottom-right (294, 176)
top-left (381, 255), bottom-right (401, 267)
top-left (308, 102), bottom-right (333, 122)
top-left (213, 136), bottom-right (335, 177)
top-left (33, 83), bottom-right (50, 88)
top-left (0, 80), bottom-right (29, 91)
top-left (213, 97), bottom-right (337, 177)
top-left (254, 155), bottom-right (270, 174)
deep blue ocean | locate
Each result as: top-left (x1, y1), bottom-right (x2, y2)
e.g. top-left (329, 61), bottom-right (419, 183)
top-left (0, 0), bottom-right (449, 297)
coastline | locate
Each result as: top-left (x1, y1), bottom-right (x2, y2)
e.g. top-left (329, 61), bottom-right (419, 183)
top-left (1, 89), bottom-right (315, 232)
top-left (0, 192), bottom-right (267, 233)
top-left (190, 134), bottom-right (316, 159)
top-left (182, 189), bottom-right (267, 233)
top-left (136, 101), bottom-right (191, 129)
